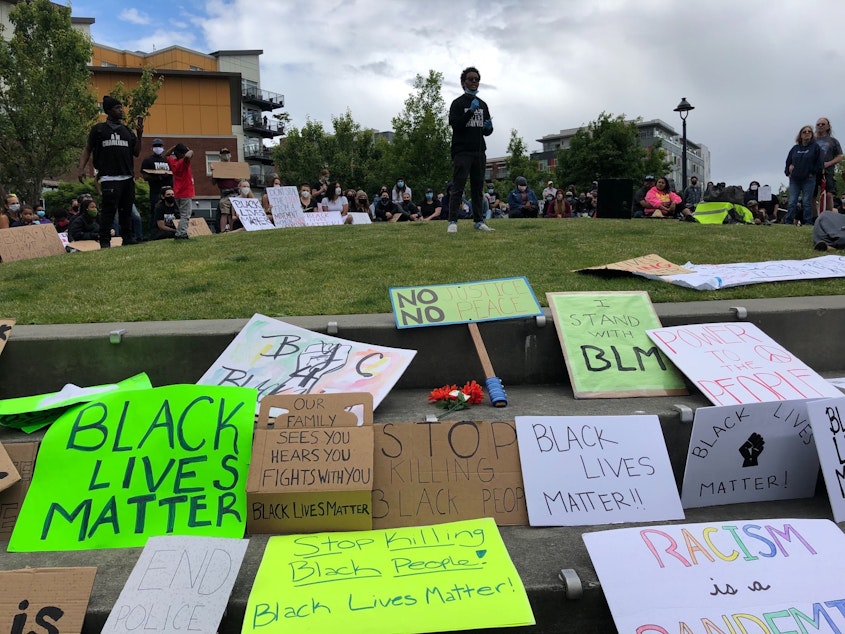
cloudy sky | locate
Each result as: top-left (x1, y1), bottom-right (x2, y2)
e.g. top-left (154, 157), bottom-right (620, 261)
top-left (69, 0), bottom-right (845, 192)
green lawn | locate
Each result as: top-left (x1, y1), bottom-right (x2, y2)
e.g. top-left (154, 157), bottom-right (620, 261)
top-left (1, 218), bottom-right (843, 325)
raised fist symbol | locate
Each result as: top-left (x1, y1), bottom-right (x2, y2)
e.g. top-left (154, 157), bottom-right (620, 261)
top-left (739, 432), bottom-right (765, 467)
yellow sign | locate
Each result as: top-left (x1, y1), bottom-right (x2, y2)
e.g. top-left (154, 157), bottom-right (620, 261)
top-left (242, 518), bottom-right (534, 633)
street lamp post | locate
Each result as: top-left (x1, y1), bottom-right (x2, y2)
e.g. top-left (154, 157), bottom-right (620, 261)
top-left (673, 97), bottom-right (694, 191)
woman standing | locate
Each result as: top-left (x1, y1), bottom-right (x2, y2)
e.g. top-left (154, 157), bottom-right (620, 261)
top-left (784, 126), bottom-right (822, 226)
top-left (644, 177), bottom-right (682, 218)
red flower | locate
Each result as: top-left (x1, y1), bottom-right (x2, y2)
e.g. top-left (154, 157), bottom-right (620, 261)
top-left (428, 381), bottom-right (485, 417)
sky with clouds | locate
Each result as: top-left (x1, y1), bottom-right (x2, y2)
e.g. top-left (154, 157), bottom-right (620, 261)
top-left (68, 0), bottom-right (845, 192)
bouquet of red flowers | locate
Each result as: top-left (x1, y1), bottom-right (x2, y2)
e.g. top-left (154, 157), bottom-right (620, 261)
top-left (428, 380), bottom-right (484, 418)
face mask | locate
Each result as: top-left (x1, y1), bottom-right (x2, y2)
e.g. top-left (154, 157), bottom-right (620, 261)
top-left (220, 153), bottom-right (231, 162)
top-left (518, 185), bottom-right (526, 192)
top-left (87, 208), bottom-right (98, 217)
top-left (36, 210), bottom-right (45, 218)
top-left (300, 191), bottom-right (310, 199)
top-left (240, 187), bottom-right (250, 195)
top-left (488, 188), bottom-right (494, 194)
top-left (426, 193), bottom-right (433, 199)
top-left (153, 147), bottom-right (164, 155)
top-left (164, 195), bottom-right (175, 204)
top-left (8, 203), bottom-right (20, 212)
top-left (381, 196), bottom-right (389, 202)
top-left (397, 181), bottom-right (404, 188)
top-left (335, 187), bottom-right (342, 196)
top-left (465, 89), bottom-right (478, 96)
top-left (358, 198), bottom-right (366, 203)
top-left (545, 196), bottom-right (552, 201)
top-left (750, 185), bottom-right (758, 191)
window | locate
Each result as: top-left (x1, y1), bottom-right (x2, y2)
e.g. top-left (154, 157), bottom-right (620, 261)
top-left (100, 61), bottom-right (117, 68)
top-left (189, 65), bottom-right (203, 71)
top-left (205, 152), bottom-right (221, 176)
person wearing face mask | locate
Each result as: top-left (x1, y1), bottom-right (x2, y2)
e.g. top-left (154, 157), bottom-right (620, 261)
top-left (67, 199), bottom-right (101, 242)
top-left (0, 193), bottom-right (22, 229)
top-left (226, 179), bottom-right (255, 232)
top-left (151, 187), bottom-right (179, 239)
top-left (213, 147), bottom-right (241, 232)
top-left (141, 138), bottom-right (173, 234)
top-left (34, 205), bottom-right (51, 224)
top-left (299, 182), bottom-right (317, 212)
top-left (319, 181), bottom-right (349, 215)
top-left (373, 191), bottom-right (399, 222)
top-left (11, 205), bottom-right (37, 227)
top-left (419, 188), bottom-right (442, 221)
top-left (356, 191), bottom-right (371, 219)
top-left (261, 174), bottom-right (283, 216)
top-left (507, 176), bottom-right (539, 218)
top-left (397, 192), bottom-right (421, 221)
top-left (447, 66), bottom-right (495, 233)
top-left (391, 178), bottom-right (412, 205)
top-left (743, 181), bottom-right (760, 208)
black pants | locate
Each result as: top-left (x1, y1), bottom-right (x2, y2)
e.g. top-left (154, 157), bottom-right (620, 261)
top-left (449, 150), bottom-right (485, 223)
top-left (100, 179), bottom-right (135, 246)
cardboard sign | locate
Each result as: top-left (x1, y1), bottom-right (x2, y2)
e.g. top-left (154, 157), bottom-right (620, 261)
top-left (647, 322), bottom-right (842, 406)
top-left (547, 291), bottom-right (687, 398)
top-left (515, 415), bottom-right (683, 526)
top-left (682, 400), bottom-right (819, 508)
top-left (68, 236), bottom-right (123, 251)
top-left (0, 443), bottom-right (21, 494)
top-left (0, 224), bottom-right (66, 262)
top-left (807, 397), bottom-right (845, 522)
top-left (584, 518), bottom-right (845, 633)
top-left (0, 373), bottom-right (153, 433)
top-left (102, 535), bottom-right (248, 633)
top-left (8, 385), bottom-right (257, 552)
top-left (231, 197), bottom-right (275, 231)
top-left (643, 254), bottom-right (845, 290)
top-left (210, 161), bottom-right (249, 180)
top-left (0, 441), bottom-right (38, 540)
top-left (187, 217), bottom-right (212, 237)
top-left (0, 318), bottom-right (13, 358)
top-left (198, 314), bottom-right (416, 412)
top-left (576, 253), bottom-right (692, 276)
top-left (372, 420), bottom-right (527, 528)
top-left (267, 186), bottom-right (306, 228)
top-left (0, 567), bottom-right (96, 633)
top-left (389, 277), bottom-right (542, 328)
top-left (248, 393), bottom-right (374, 534)
top-left (243, 518), bottom-right (535, 633)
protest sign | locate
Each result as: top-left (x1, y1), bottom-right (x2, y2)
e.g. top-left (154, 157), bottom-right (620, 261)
top-left (640, 254), bottom-right (845, 290)
top-left (0, 442), bottom-right (20, 494)
top-left (373, 420), bottom-right (527, 528)
top-left (516, 415), bottom-right (683, 526)
top-left (647, 322), bottom-right (841, 406)
top-left (209, 161), bottom-right (249, 180)
top-left (576, 253), bottom-right (692, 276)
top-left (0, 567), bottom-right (96, 633)
top-left (349, 212), bottom-right (371, 224)
top-left (0, 441), bottom-right (38, 540)
top-left (187, 217), bottom-right (212, 237)
top-left (198, 314), bottom-right (416, 412)
top-left (7, 384), bottom-right (257, 552)
top-left (389, 277), bottom-right (542, 328)
top-left (0, 224), bottom-right (66, 262)
top-left (267, 186), bottom-right (306, 228)
top-left (303, 211), bottom-right (347, 226)
top-left (682, 400), bottom-right (818, 508)
top-left (0, 372), bottom-right (153, 433)
top-left (547, 291), bottom-right (687, 398)
top-left (231, 197), bottom-right (275, 231)
top-left (248, 393), bottom-right (374, 534)
top-left (807, 397), bottom-right (845, 522)
top-left (584, 518), bottom-right (845, 633)
top-left (0, 318), bottom-right (13, 358)
top-left (102, 535), bottom-right (248, 633)
top-left (243, 517), bottom-right (534, 633)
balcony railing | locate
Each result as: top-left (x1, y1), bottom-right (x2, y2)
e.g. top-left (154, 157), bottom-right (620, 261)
top-left (243, 145), bottom-right (275, 162)
top-left (242, 82), bottom-right (285, 109)
top-left (242, 114), bottom-right (285, 135)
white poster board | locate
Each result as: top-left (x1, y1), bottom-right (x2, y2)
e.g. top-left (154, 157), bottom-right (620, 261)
top-left (102, 535), bottom-right (248, 633)
top-left (584, 518), bottom-right (845, 633)
top-left (349, 212), bottom-right (372, 224)
top-left (197, 314), bottom-right (416, 412)
top-left (231, 197), bottom-right (275, 231)
top-left (807, 397), bottom-right (845, 522)
top-left (515, 415), bottom-right (683, 526)
top-left (647, 322), bottom-right (841, 406)
top-left (303, 211), bottom-right (346, 226)
top-left (267, 186), bottom-right (306, 228)
top-left (681, 400), bottom-right (819, 508)
top-left (758, 184), bottom-right (772, 202)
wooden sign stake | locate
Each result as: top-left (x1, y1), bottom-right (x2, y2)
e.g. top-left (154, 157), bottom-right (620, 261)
top-left (467, 322), bottom-right (508, 407)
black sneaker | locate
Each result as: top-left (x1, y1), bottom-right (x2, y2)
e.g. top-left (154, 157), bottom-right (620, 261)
top-left (814, 241), bottom-right (830, 252)
top-left (99, 242), bottom-right (110, 249)
top-left (174, 234), bottom-right (190, 240)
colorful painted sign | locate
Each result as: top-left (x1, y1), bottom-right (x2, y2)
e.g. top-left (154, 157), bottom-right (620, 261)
top-left (197, 314), bottom-right (415, 412)
top-left (242, 518), bottom-right (535, 633)
top-left (516, 415), bottom-right (683, 526)
top-left (646, 322), bottom-right (841, 406)
top-left (682, 400), bottom-right (819, 508)
top-left (585, 518), bottom-right (845, 633)
top-left (8, 385), bottom-right (257, 552)
top-left (389, 277), bottom-right (542, 328)
top-left (547, 291), bottom-right (687, 398)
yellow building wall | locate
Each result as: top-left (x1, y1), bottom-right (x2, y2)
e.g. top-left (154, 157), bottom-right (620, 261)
top-left (92, 45), bottom-right (216, 72)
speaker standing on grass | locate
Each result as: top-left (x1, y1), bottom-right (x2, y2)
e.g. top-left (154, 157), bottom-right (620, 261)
top-left (446, 66), bottom-right (495, 234)
top-left (165, 142), bottom-right (195, 240)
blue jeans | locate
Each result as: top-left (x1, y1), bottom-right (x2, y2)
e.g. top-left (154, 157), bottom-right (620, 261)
top-left (786, 176), bottom-right (815, 225)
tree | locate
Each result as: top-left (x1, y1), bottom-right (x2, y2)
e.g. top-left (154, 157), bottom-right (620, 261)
top-left (390, 70), bottom-right (451, 192)
top-left (108, 66), bottom-right (164, 133)
top-left (555, 112), bottom-right (670, 193)
top-left (272, 118), bottom-right (330, 187)
top-left (0, 0), bottom-right (99, 205)
top-left (505, 129), bottom-right (541, 191)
